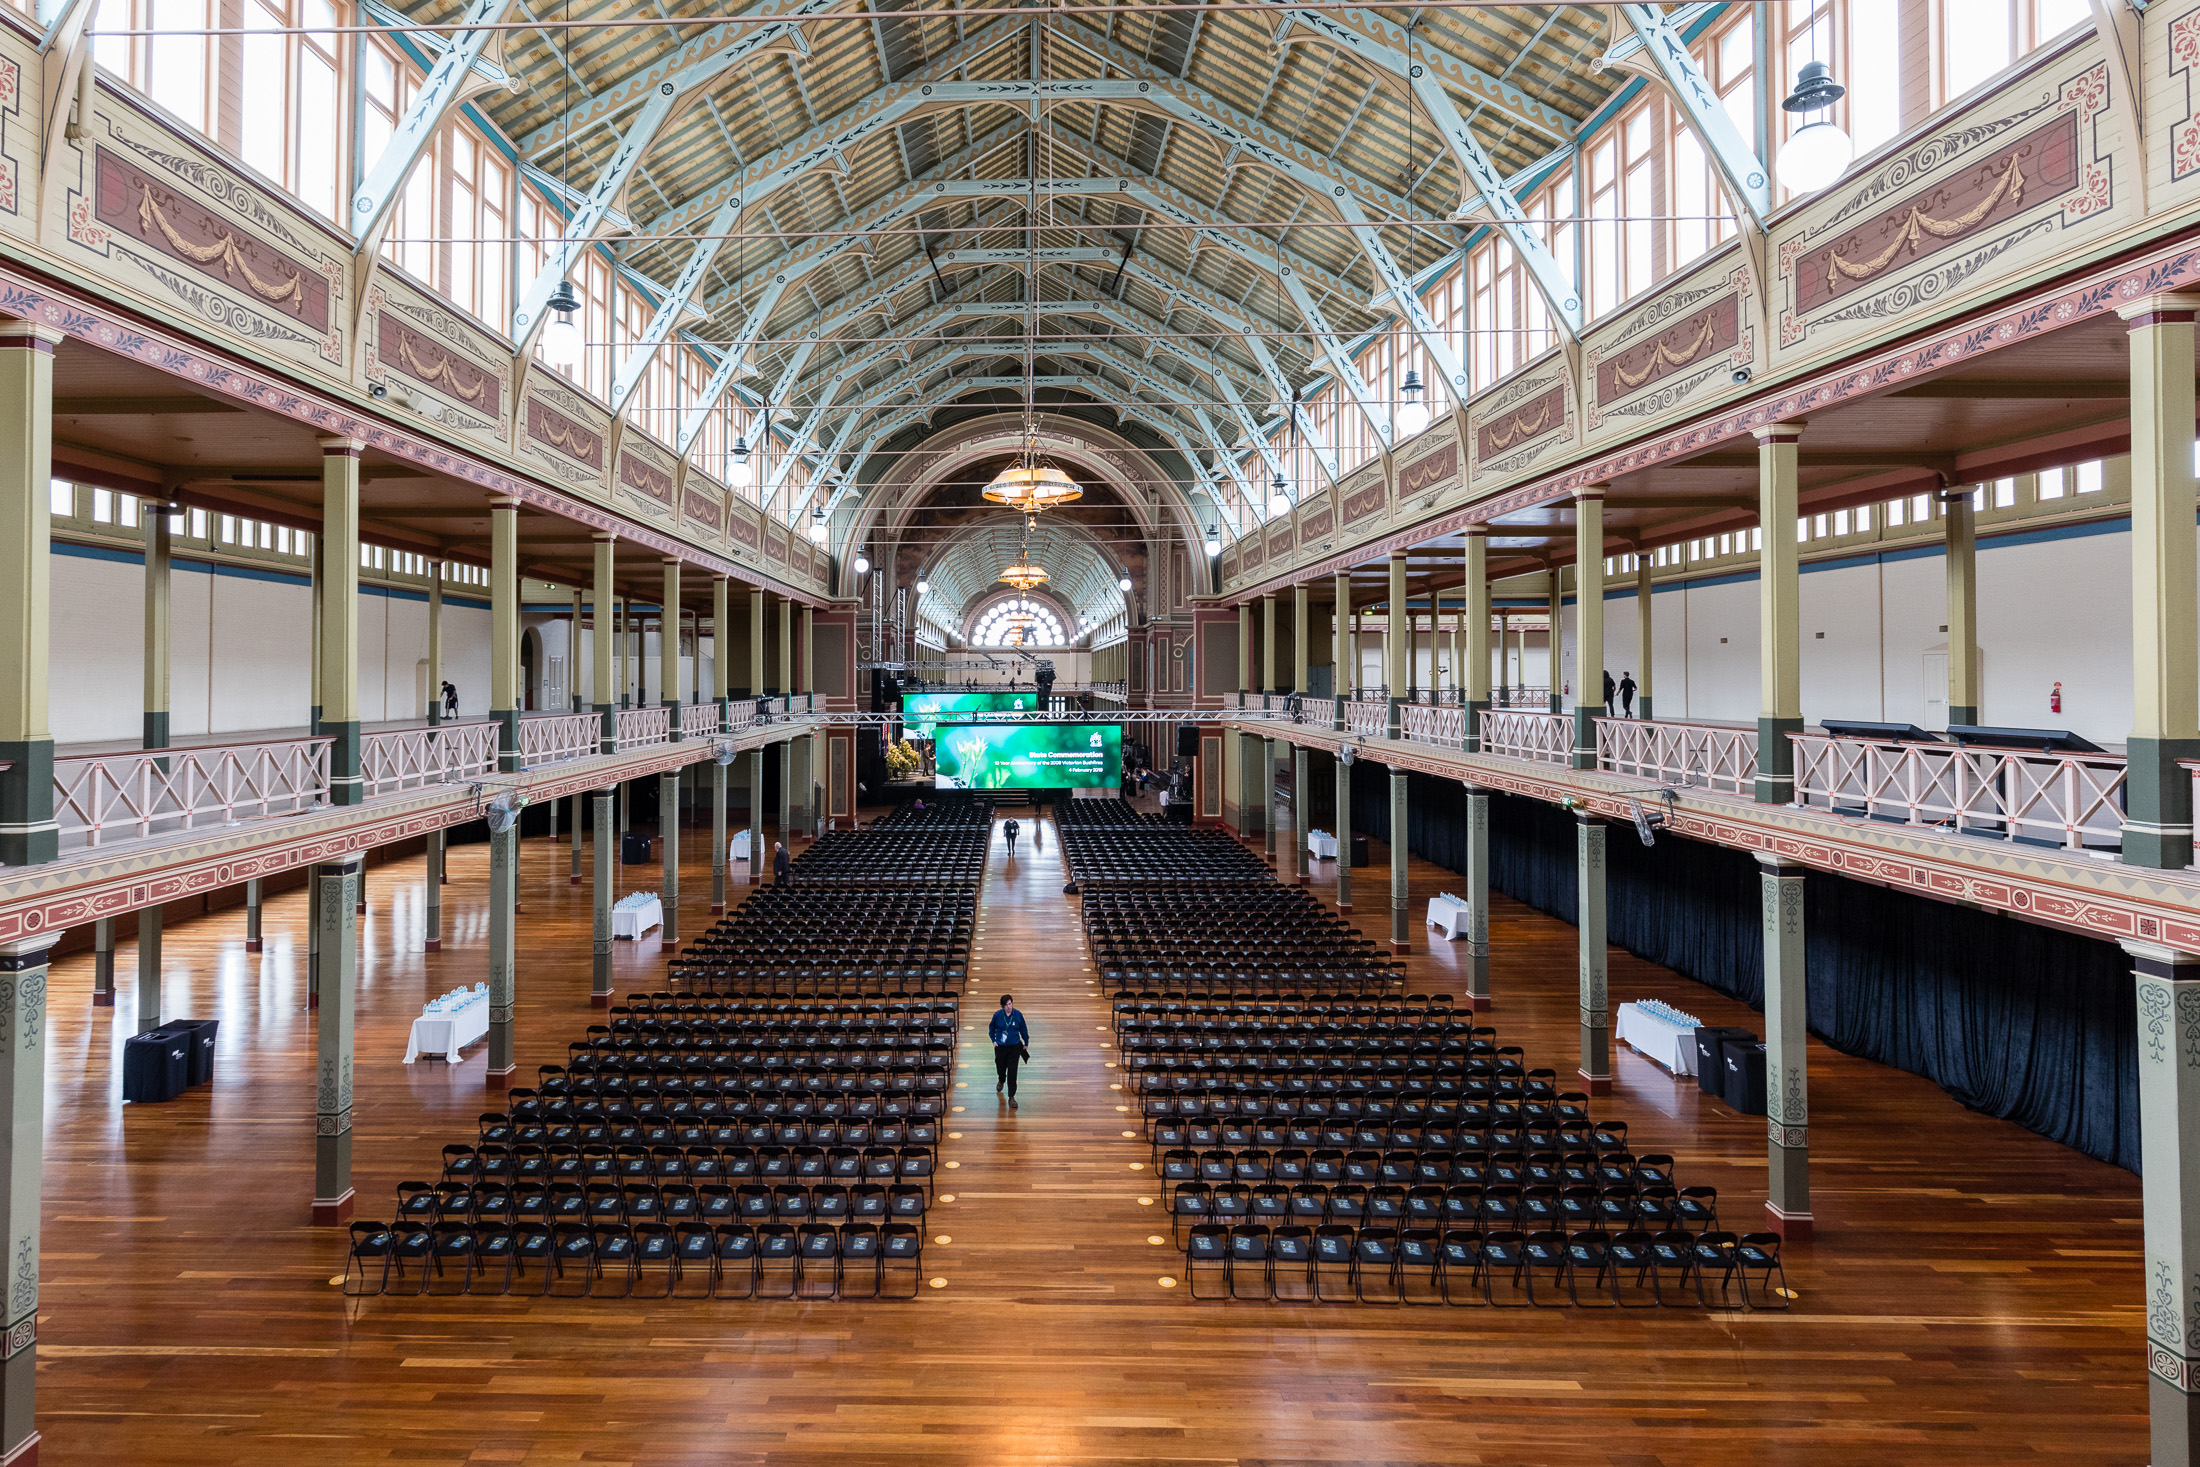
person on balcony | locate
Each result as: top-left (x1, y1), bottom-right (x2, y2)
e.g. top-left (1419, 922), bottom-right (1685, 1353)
top-left (442, 680), bottom-right (459, 717)
top-left (1620, 672), bottom-right (1638, 719)
top-left (1602, 669), bottom-right (1616, 718)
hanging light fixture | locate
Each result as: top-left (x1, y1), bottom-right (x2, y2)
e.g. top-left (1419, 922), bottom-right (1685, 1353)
top-left (1204, 524), bottom-right (1222, 557)
top-left (1117, 576), bottom-right (1133, 593)
top-left (726, 432), bottom-right (754, 489)
top-left (1395, 369), bottom-right (1431, 437)
top-left (1268, 470), bottom-right (1292, 519)
top-left (915, 577), bottom-right (930, 595)
top-left (853, 550), bottom-right (871, 575)
top-left (807, 505), bottom-right (829, 544)
top-left (1777, 60), bottom-right (1853, 193)
top-left (998, 556), bottom-right (1049, 592)
top-left (540, 280), bottom-right (583, 369)
top-left (982, 459), bottom-right (1084, 512)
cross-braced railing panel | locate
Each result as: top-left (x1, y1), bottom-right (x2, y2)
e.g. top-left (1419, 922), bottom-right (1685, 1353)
top-left (1293, 696), bottom-right (1338, 728)
top-left (683, 704), bottom-right (724, 738)
top-left (1600, 719), bottom-right (1759, 795)
top-left (518, 712), bottom-right (604, 766)
top-left (1344, 700), bottom-right (1388, 740)
top-left (1791, 735), bottom-right (2127, 850)
top-left (53, 737), bottom-right (332, 847)
top-left (1478, 711), bottom-right (1570, 765)
top-left (1400, 702), bottom-right (1464, 749)
top-left (360, 722), bottom-right (501, 798)
top-left (617, 706), bottom-right (674, 748)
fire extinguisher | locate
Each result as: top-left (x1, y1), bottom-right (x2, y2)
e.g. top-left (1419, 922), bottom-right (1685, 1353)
top-left (2051, 681), bottom-right (2063, 715)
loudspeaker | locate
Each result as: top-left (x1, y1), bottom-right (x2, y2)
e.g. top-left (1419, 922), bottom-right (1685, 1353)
top-left (1721, 1040), bottom-right (1768, 1116)
top-left (1176, 725), bottom-right (1199, 758)
top-left (1693, 1027), bottom-right (1750, 1097)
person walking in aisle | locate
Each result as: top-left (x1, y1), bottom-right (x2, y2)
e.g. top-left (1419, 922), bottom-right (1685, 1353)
top-left (991, 994), bottom-right (1030, 1107)
top-left (1619, 671), bottom-right (1637, 718)
top-left (1003, 817), bottom-right (1020, 859)
top-left (772, 840), bottom-right (790, 886)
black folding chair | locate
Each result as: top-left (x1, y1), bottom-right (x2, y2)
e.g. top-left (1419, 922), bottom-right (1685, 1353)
top-left (343, 1221), bottom-right (395, 1296)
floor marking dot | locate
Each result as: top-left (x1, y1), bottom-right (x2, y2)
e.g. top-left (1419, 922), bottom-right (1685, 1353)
top-left (1128, 1161), bottom-right (1143, 1169)
top-left (934, 1235), bottom-right (952, 1244)
top-left (951, 1106), bottom-right (966, 1113)
top-left (947, 1131), bottom-right (963, 1139)
top-left (940, 1194), bottom-right (956, 1203)
top-left (1121, 1130), bottom-right (1138, 1137)
top-left (1138, 1196), bottom-right (1154, 1205)
top-left (945, 1160), bottom-right (960, 1168)
top-left (1157, 1276), bottom-right (1178, 1288)
top-left (929, 1277), bottom-right (949, 1289)
top-left (1147, 1235), bottom-right (1166, 1245)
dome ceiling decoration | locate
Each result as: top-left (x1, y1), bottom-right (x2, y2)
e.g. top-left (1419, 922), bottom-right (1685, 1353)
top-left (416, 0), bottom-right (1657, 546)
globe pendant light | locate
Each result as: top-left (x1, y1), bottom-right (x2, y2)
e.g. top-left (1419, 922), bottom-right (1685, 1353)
top-left (1777, 60), bottom-right (1853, 193)
top-left (807, 505), bottom-right (828, 544)
top-left (1268, 471), bottom-right (1292, 518)
top-left (1395, 368), bottom-right (1431, 437)
top-left (727, 433), bottom-right (754, 489)
top-left (540, 280), bottom-right (583, 369)
top-left (853, 551), bottom-right (870, 575)
top-left (1203, 524), bottom-right (1221, 557)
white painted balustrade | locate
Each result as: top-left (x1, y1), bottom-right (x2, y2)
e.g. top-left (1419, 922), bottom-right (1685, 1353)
top-left (1599, 719), bottom-right (1759, 795)
top-left (616, 706), bottom-right (673, 748)
top-left (1399, 702), bottom-right (1465, 748)
top-left (53, 737), bottom-right (331, 847)
top-left (360, 722), bottom-right (499, 797)
top-left (1345, 700), bottom-right (1388, 740)
top-left (1476, 710), bottom-right (1571, 765)
top-left (518, 712), bottom-right (603, 766)
top-left (1791, 733), bottom-right (2127, 851)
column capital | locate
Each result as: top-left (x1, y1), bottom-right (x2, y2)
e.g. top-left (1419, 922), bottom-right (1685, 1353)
top-left (2117, 291), bottom-right (2200, 326)
top-left (0, 322), bottom-right (61, 351)
top-left (317, 436), bottom-right (364, 456)
top-left (1462, 523), bottom-right (1490, 538)
top-left (1755, 853), bottom-right (1807, 874)
top-left (2124, 939), bottom-right (2200, 970)
top-left (1572, 484), bottom-right (1609, 503)
top-left (1752, 420), bottom-right (1807, 445)
top-left (487, 494), bottom-right (523, 511)
top-left (0, 934), bottom-right (61, 965)
top-left (592, 530), bottom-right (618, 543)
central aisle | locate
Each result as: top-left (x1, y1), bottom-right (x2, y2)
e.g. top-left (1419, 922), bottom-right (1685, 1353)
top-left (933, 810), bottom-right (1181, 1300)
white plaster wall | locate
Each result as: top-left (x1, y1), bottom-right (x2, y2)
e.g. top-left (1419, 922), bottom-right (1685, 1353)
top-left (49, 549), bottom-right (492, 743)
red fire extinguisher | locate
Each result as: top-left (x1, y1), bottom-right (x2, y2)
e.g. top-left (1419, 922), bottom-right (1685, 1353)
top-left (2051, 681), bottom-right (2063, 715)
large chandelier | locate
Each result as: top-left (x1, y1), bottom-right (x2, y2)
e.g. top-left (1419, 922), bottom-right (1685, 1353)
top-left (982, 460), bottom-right (1082, 512)
top-left (998, 556), bottom-right (1049, 592)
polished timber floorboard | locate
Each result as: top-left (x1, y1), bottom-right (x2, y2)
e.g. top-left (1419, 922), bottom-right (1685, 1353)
top-left (32, 812), bottom-right (2146, 1465)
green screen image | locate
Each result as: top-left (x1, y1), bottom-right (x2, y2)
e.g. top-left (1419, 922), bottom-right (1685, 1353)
top-left (901, 691), bottom-right (1041, 739)
top-left (933, 723), bottom-right (1121, 790)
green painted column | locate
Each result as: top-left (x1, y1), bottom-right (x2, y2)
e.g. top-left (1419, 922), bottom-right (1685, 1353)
top-left (1494, 612), bottom-right (1508, 706)
top-left (1262, 593), bottom-right (1278, 696)
top-left (1944, 485), bottom-right (1980, 726)
top-left (424, 830), bottom-right (443, 953)
top-left (143, 503), bottom-right (170, 751)
top-left (1333, 750), bottom-right (1353, 913)
top-left (1573, 488), bottom-right (1605, 770)
top-left (306, 867), bottom-right (321, 1010)
top-left (311, 858), bottom-right (359, 1224)
top-left (1385, 552), bottom-right (1407, 737)
top-left (1463, 785), bottom-right (1490, 1010)
top-left (486, 816), bottom-right (516, 1087)
top-left (747, 745), bottom-right (766, 886)
top-left (1577, 813), bottom-right (1610, 1094)
top-left (569, 793), bottom-right (583, 886)
top-left (0, 325), bottom-right (59, 865)
top-left (135, 903), bottom-right (162, 1034)
top-left (1755, 422), bottom-right (1804, 804)
top-left (426, 559), bottom-right (443, 725)
top-left (750, 588), bottom-right (767, 704)
top-left (1462, 529), bottom-right (1489, 751)
top-left (1545, 571), bottom-right (1563, 715)
top-left (1262, 737), bottom-right (1278, 862)
top-left (0, 933), bottom-right (59, 1462)
top-left (2132, 942), bottom-right (2200, 1460)
top-left (1330, 573), bottom-right (1350, 731)
top-left (1635, 550), bottom-right (1655, 721)
top-left (2120, 296), bottom-right (2200, 869)
top-left (592, 787), bottom-right (614, 1005)
top-left (245, 877), bottom-right (263, 954)
top-left (92, 916), bottom-right (115, 1006)
top-left (309, 521), bottom-right (323, 734)
top-left (569, 586), bottom-right (584, 711)
top-left (662, 558), bottom-right (683, 739)
top-left (1388, 767), bottom-right (1408, 951)
top-left (593, 535), bottom-right (617, 754)
top-left (1236, 601), bottom-right (1251, 705)
top-left (660, 770), bottom-right (681, 949)
top-left (712, 576), bottom-right (730, 914)
top-left (1289, 743), bottom-right (1308, 886)
top-left (777, 738), bottom-right (792, 852)
top-left (1761, 856), bottom-right (1810, 1239)
top-left (492, 499), bottom-right (520, 774)
top-left (319, 437), bottom-right (363, 805)
top-left (777, 591), bottom-right (791, 700)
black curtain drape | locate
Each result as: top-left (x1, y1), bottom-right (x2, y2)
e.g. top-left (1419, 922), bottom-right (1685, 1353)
top-left (1351, 766), bottom-right (2141, 1172)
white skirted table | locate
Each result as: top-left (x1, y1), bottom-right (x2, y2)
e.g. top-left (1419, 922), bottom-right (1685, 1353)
top-left (730, 829), bottom-right (751, 862)
top-left (1306, 830), bottom-right (1338, 860)
top-left (1426, 894), bottom-right (1468, 940)
top-left (1615, 1002), bottom-right (1698, 1075)
top-left (404, 988), bottom-right (490, 1064)
top-left (612, 893), bottom-right (664, 940)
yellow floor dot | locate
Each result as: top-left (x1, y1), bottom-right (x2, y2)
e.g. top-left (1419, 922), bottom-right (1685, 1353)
top-left (944, 1160), bottom-right (960, 1168)
top-left (1147, 1235), bottom-right (1166, 1246)
top-left (1109, 1084), bottom-right (1122, 1091)
top-left (934, 1235), bottom-right (952, 1245)
top-left (1137, 1196), bottom-right (1154, 1206)
top-left (1121, 1130), bottom-right (1138, 1138)
top-left (929, 1277), bottom-right (949, 1289)
top-left (940, 1194), bottom-right (956, 1203)
top-left (1128, 1161), bottom-right (1143, 1169)
top-left (947, 1131), bottom-right (963, 1139)
top-left (951, 1106), bottom-right (966, 1113)
top-left (1157, 1276), bottom-right (1178, 1288)
top-left (1115, 1105), bottom-right (1130, 1112)
top-left (327, 1276), bottom-right (344, 1286)
top-left (955, 1081), bottom-right (968, 1088)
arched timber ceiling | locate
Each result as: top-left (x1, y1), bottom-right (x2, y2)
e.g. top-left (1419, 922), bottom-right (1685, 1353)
top-left (919, 515), bottom-right (1126, 637)
top-left (416, 1), bottom-right (1651, 527)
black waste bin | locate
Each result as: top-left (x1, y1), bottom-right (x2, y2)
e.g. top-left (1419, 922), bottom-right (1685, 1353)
top-left (621, 832), bottom-right (654, 865)
top-left (122, 1028), bottom-right (191, 1103)
top-left (1722, 1039), bottom-right (1769, 1116)
top-left (168, 1018), bottom-right (219, 1086)
top-left (1349, 834), bottom-right (1371, 867)
top-left (1692, 1026), bottom-right (1752, 1098)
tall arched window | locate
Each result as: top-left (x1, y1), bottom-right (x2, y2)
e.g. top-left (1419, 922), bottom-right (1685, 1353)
top-left (971, 598), bottom-right (1068, 648)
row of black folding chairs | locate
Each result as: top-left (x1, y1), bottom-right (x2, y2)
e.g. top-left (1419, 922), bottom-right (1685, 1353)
top-left (1111, 992), bottom-right (1455, 1017)
top-left (1132, 1070), bottom-right (1574, 1107)
top-left (569, 1037), bottom-right (956, 1064)
top-left (345, 1219), bottom-right (928, 1299)
top-left (1165, 1178), bottom-right (1719, 1240)
top-left (587, 1017), bottom-right (958, 1042)
top-left (1142, 1105), bottom-right (1611, 1150)
top-left (430, 1141), bottom-right (940, 1187)
top-left (614, 993), bottom-right (962, 1017)
top-left (1158, 1144), bottom-right (1672, 1193)
top-left (513, 1078), bottom-right (952, 1107)
top-left (1099, 971), bottom-right (1405, 994)
top-left (395, 1175), bottom-right (934, 1229)
top-left (1179, 1225), bottom-right (1787, 1309)
top-left (669, 970), bottom-right (967, 998)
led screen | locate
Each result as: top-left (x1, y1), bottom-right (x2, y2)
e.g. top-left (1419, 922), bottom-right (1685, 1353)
top-left (933, 723), bottom-right (1122, 790)
top-left (901, 691), bottom-right (1042, 739)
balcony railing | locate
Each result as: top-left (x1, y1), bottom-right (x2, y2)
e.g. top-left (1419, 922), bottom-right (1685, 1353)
top-left (1400, 702), bottom-right (1465, 748)
top-left (1599, 718), bottom-right (1758, 795)
top-left (53, 737), bottom-right (331, 848)
top-left (1344, 700), bottom-right (1388, 740)
top-left (1791, 733), bottom-right (2127, 851)
top-left (360, 721), bottom-right (499, 798)
top-left (682, 703), bottom-right (723, 739)
top-left (1493, 687), bottom-right (1552, 710)
top-left (616, 706), bottom-right (673, 748)
top-left (1294, 696), bottom-right (1339, 728)
top-left (519, 712), bottom-right (603, 766)
top-left (1478, 710), bottom-right (1570, 765)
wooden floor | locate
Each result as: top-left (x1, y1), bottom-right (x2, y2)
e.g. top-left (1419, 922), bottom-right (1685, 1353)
top-left (31, 809), bottom-right (2148, 1465)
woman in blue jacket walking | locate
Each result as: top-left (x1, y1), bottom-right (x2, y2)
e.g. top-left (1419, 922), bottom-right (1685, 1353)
top-left (990, 994), bottom-right (1031, 1108)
